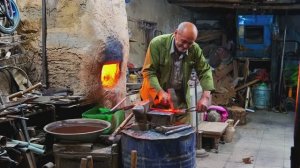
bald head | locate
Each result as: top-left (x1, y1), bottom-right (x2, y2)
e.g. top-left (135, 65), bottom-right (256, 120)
top-left (177, 22), bottom-right (198, 34)
top-left (174, 22), bottom-right (198, 52)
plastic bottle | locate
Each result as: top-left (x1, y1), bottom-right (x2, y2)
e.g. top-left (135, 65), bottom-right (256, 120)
top-left (224, 120), bottom-right (239, 143)
top-left (224, 124), bottom-right (235, 143)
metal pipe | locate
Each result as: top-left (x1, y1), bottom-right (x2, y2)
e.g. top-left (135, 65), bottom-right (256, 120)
top-left (42, 0), bottom-right (48, 87)
top-left (15, 145), bottom-right (45, 155)
top-left (278, 25), bottom-right (287, 112)
top-left (194, 76), bottom-right (200, 149)
top-left (11, 140), bottom-right (45, 149)
top-left (164, 125), bottom-right (192, 135)
top-left (27, 145), bottom-right (45, 155)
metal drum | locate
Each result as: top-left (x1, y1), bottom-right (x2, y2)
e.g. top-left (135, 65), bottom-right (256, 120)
top-left (121, 128), bottom-right (196, 168)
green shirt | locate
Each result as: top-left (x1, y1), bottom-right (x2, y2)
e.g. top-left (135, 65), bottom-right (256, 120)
top-left (140, 33), bottom-right (214, 106)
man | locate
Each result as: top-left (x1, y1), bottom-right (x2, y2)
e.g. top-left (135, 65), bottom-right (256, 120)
top-left (140, 22), bottom-right (214, 122)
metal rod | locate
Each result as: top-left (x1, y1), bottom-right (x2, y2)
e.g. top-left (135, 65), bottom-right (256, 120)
top-left (278, 24), bottom-right (287, 112)
top-left (164, 125), bottom-right (192, 135)
top-left (108, 112), bottom-right (134, 141)
top-left (6, 115), bottom-right (29, 120)
top-left (110, 96), bottom-right (127, 111)
top-left (42, 0), bottom-right (48, 88)
top-left (194, 77), bottom-right (201, 149)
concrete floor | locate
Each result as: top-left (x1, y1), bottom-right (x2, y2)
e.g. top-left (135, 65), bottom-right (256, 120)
top-left (196, 110), bottom-right (294, 168)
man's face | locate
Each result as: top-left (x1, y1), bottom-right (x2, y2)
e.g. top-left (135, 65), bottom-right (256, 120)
top-left (174, 30), bottom-right (196, 53)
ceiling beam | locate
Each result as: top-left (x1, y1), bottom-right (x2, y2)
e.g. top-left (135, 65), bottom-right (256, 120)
top-left (168, 0), bottom-right (300, 10)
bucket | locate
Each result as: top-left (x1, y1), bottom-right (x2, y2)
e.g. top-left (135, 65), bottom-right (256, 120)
top-left (121, 128), bottom-right (196, 168)
top-left (252, 83), bottom-right (271, 109)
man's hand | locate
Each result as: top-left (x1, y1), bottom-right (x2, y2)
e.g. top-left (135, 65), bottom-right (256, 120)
top-left (157, 90), bottom-right (170, 107)
top-left (196, 91), bottom-right (211, 112)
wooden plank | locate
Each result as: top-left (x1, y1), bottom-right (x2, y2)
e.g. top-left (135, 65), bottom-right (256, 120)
top-left (169, 1), bottom-right (300, 10)
top-left (80, 158), bottom-right (87, 168)
top-left (234, 79), bottom-right (260, 92)
top-left (198, 121), bottom-right (228, 136)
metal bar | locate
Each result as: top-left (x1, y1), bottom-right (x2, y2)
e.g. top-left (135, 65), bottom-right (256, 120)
top-left (278, 25), bottom-right (287, 112)
top-left (164, 125), bottom-right (192, 135)
top-left (108, 112), bottom-right (134, 141)
top-left (194, 77), bottom-right (201, 149)
top-left (110, 97), bottom-right (127, 111)
top-left (6, 115), bottom-right (29, 120)
top-left (42, 0), bottom-right (48, 87)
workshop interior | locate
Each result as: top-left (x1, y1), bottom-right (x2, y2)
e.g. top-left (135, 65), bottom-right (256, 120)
top-left (0, 0), bottom-right (300, 168)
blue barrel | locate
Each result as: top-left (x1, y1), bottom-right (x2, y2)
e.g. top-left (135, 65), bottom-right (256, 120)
top-left (121, 128), bottom-right (196, 168)
top-left (252, 83), bottom-right (271, 109)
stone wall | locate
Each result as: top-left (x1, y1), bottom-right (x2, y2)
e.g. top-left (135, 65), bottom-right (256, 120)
top-left (126, 0), bottom-right (193, 67)
top-left (17, 0), bottom-right (129, 106)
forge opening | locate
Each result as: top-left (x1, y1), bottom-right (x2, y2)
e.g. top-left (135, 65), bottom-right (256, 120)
top-left (101, 62), bottom-right (121, 89)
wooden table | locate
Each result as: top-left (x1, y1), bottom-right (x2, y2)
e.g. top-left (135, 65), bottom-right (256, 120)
top-left (198, 121), bottom-right (228, 153)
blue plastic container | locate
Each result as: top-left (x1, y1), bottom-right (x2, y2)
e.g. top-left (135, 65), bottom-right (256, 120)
top-left (121, 128), bottom-right (196, 168)
top-left (252, 83), bottom-right (271, 109)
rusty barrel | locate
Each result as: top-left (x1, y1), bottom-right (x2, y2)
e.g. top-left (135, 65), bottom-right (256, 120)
top-left (121, 128), bottom-right (196, 168)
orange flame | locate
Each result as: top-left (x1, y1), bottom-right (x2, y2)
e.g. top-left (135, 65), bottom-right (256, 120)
top-left (101, 62), bottom-right (120, 88)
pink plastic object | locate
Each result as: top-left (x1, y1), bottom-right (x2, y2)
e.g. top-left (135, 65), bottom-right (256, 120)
top-left (204, 105), bottom-right (229, 122)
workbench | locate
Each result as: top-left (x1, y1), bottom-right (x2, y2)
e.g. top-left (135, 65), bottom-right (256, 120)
top-left (198, 121), bottom-right (228, 153)
top-left (53, 143), bottom-right (119, 168)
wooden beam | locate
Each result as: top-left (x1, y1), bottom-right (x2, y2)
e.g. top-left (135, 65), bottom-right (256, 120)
top-left (168, 1), bottom-right (300, 10)
top-left (234, 79), bottom-right (260, 92)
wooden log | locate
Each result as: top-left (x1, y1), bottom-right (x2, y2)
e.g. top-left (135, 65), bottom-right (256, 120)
top-left (80, 158), bottom-right (87, 168)
top-left (86, 155), bottom-right (94, 168)
top-left (131, 150), bottom-right (137, 168)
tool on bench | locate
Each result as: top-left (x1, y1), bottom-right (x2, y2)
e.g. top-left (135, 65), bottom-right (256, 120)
top-left (154, 124), bottom-right (192, 135)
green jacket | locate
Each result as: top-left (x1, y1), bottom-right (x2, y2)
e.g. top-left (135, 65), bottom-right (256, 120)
top-left (140, 34), bottom-right (214, 106)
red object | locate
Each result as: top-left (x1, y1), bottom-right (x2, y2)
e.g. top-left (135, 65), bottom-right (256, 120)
top-left (256, 69), bottom-right (269, 82)
top-left (127, 62), bottom-right (135, 68)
